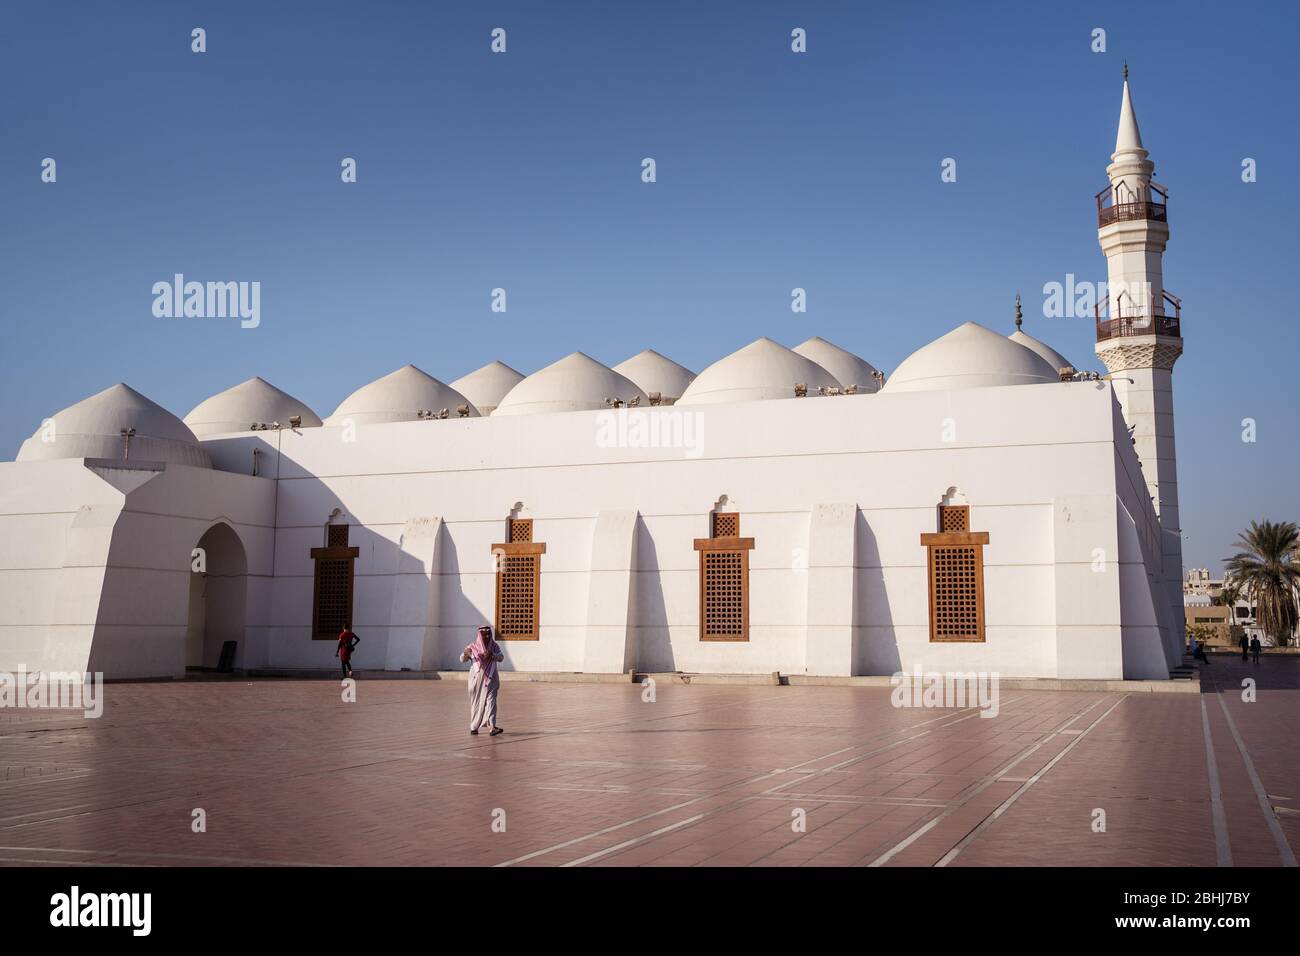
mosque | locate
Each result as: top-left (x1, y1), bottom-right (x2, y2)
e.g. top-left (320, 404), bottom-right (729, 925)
top-left (0, 79), bottom-right (1186, 681)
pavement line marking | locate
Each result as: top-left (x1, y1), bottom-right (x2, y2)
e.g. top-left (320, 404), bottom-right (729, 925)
top-left (867, 814), bottom-right (944, 867)
top-left (552, 698), bottom-right (1045, 869)
top-left (0, 845), bottom-right (332, 867)
top-left (493, 701), bottom-right (1015, 867)
top-left (934, 693), bottom-right (1128, 867)
top-left (562, 814), bottom-right (706, 867)
top-left (866, 695), bottom-right (1109, 867)
top-left (1215, 693), bottom-right (1297, 867)
top-left (1200, 696), bottom-right (1234, 867)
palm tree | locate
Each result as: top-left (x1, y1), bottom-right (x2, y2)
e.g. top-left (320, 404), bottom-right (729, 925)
top-left (1223, 520), bottom-right (1300, 647)
top-left (1218, 580), bottom-right (1242, 626)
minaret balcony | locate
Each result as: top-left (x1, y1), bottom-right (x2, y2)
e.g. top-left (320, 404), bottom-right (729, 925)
top-left (1095, 291), bottom-right (1181, 341)
top-left (1096, 181), bottom-right (1168, 228)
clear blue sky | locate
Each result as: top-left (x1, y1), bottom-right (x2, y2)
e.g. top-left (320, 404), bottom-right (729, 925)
top-left (2, 0), bottom-right (1296, 572)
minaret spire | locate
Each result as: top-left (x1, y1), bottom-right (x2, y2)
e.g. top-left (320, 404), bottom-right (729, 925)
top-left (1115, 70), bottom-right (1145, 155)
top-left (1014, 294), bottom-right (1022, 330)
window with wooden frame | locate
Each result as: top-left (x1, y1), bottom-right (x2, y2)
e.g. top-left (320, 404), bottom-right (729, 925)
top-left (493, 518), bottom-right (546, 640)
top-left (311, 524), bottom-right (359, 639)
top-left (920, 505), bottom-right (989, 642)
top-left (693, 511), bottom-right (755, 642)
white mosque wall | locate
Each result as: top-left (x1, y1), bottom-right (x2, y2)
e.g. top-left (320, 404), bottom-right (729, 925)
top-left (0, 459), bottom-right (273, 679)
top-left (1, 379), bottom-right (1179, 680)
top-left (195, 378), bottom-right (1155, 680)
top-left (0, 459), bottom-right (124, 674)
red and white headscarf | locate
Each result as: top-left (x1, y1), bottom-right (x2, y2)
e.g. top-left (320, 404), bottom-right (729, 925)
top-left (467, 625), bottom-right (499, 677)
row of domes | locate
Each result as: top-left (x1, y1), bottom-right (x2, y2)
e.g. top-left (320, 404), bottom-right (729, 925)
top-left (16, 323), bottom-right (1073, 467)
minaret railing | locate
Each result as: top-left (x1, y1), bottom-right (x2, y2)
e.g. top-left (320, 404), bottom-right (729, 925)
top-left (1096, 181), bottom-right (1168, 227)
top-left (1095, 289), bottom-right (1181, 341)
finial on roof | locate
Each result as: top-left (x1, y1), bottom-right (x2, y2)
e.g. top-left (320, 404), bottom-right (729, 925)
top-left (1014, 294), bottom-right (1023, 330)
top-left (1123, 61), bottom-right (1128, 82)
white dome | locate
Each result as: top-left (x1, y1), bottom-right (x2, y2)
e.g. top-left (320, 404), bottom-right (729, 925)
top-left (677, 338), bottom-right (841, 406)
top-left (792, 337), bottom-right (881, 393)
top-left (17, 383), bottom-right (211, 467)
top-left (184, 377), bottom-right (322, 436)
top-left (493, 352), bottom-right (648, 417)
top-left (324, 365), bottom-right (480, 426)
top-left (611, 349), bottom-right (696, 405)
top-left (449, 361), bottom-right (525, 416)
top-left (1009, 329), bottom-right (1074, 374)
top-left (882, 322), bottom-right (1058, 393)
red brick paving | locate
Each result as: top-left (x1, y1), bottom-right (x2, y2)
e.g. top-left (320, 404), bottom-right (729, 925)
top-left (0, 658), bottom-right (1296, 866)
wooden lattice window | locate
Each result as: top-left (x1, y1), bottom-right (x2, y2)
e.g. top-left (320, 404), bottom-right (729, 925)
top-left (493, 519), bottom-right (546, 641)
top-left (711, 512), bottom-right (739, 538)
top-left (920, 506), bottom-right (988, 643)
top-left (311, 524), bottom-right (359, 639)
top-left (694, 511), bottom-right (754, 642)
top-left (940, 505), bottom-right (969, 533)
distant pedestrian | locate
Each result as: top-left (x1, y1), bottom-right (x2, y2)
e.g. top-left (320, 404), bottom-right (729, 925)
top-left (461, 625), bottom-right (504, 736)
top-left (1189, 636), bottom-right (1210, 665)
top-left (337, 623), bottom-right (360, 680)
top-left (1239, 632), bottom-right (1249, 661)
top-left (1251, 635), bottom-right (1261, 665)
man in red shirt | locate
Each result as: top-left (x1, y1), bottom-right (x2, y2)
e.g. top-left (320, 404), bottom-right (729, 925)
top-left (336, 624), bottom-right (360, 680)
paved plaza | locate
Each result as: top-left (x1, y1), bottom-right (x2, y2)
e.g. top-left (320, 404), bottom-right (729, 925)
top-left (0, 657), bottom-right (1296, 867)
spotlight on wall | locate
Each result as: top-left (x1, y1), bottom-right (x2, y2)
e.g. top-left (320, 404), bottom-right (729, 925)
top-left (871, 370), bottom-right (886, 388)
top-left (436, 408), bottom-right (449, 419)
top-left (627, 396), bottom-right (640, 408)
top-left (844, 384), bottom-right (858, 395)
top-left (288, 415), bottom-right (302, 429)
top-left (648, 391), bottom-right (663, 406)
top-left (604, 397), bottom-right (624, 408)
top-left (456, 405), bottom-right (470, 418)
top-left (1058, 366), bottom-right (1077, 381)
top-left (793, 383), bottom-right (808, 398)
top-left (416, 409), bottom-right (434, 420)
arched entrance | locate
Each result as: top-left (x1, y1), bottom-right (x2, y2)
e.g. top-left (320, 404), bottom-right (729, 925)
top-left (186, 522), bottom-right (248, 669)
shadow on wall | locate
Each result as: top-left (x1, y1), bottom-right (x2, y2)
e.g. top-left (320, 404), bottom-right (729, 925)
top-left (86, 516), bottom-right (250, 679)
top-left (437, 523), bottom-right (509, 671)
top-left (855, 510), bottom-right (901, 676)
top-left (630, 513), bottom-right (675, 673)
top-left (269, 476), bottom-right (419, 673)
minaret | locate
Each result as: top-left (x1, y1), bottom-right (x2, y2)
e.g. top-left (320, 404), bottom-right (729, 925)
top-left (1093, 68), bottom-right (1184, 646)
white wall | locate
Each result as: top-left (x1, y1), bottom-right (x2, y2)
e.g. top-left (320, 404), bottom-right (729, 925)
top-left (193, 379), bottom-right (1164, 680)
top-left (1, 381), bottom-right (1175, 680)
